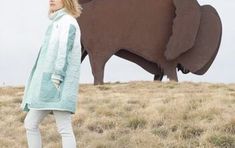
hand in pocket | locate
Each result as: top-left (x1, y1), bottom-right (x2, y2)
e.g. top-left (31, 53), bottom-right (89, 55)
top-left (52, 79), bottom-right (61, 89)
top-left (39, 72), bottom-right (61, 101)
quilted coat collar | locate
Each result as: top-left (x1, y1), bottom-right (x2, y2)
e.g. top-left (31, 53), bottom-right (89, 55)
top-left (49, 8), bottom-right (67, 21)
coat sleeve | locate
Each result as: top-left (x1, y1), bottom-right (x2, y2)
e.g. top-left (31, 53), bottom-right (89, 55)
top-left (51, 18), bottom-right (77, 82)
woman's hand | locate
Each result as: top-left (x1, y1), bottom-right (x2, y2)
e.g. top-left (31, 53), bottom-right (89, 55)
top-left (51, 79), bottom-right (61, 89)
top-left (51, 73), bottom-right (63, 89)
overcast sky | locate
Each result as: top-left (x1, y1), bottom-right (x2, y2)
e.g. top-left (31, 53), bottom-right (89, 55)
top-left (0, 0), bottom-right (234, 86)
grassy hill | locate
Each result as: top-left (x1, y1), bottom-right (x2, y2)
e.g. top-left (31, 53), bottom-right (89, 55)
top-left (0, 81), bottom-right (235, 148)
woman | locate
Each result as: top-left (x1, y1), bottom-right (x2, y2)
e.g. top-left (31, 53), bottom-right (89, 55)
top-left (20, 0), bottom-right (82, 147)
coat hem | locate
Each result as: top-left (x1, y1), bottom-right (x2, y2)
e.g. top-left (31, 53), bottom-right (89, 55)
top-left (21, 101), bottom-right (76, 114)
top-left (29, 107), bottom-right (73, 114)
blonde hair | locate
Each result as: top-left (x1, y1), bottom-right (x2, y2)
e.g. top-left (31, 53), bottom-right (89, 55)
top-left (63, 0), bottom-right (82, 18)
top-left (49, 0), bottom-right (82, 18)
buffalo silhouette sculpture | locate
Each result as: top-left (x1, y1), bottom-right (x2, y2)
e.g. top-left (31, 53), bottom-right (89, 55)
top-left (77, 0), bottom-right (222, 85)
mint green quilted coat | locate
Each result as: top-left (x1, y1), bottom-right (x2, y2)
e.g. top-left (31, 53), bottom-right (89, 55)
top-left (20, 8), bottom-right (81, 114)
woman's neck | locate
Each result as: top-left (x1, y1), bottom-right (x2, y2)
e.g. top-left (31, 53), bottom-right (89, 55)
top-left (49, 8), bottom-right (67, 21)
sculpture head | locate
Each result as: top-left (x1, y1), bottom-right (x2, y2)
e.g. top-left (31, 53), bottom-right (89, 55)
top-left (176, 6), bottom-right (222, 75)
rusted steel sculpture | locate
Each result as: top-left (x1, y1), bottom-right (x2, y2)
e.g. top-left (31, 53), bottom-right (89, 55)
top-left (77, 0), bottom-right (222, 85)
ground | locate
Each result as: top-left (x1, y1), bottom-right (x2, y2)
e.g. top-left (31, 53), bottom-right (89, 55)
top-left (0, 81), bottom-right (234, 148)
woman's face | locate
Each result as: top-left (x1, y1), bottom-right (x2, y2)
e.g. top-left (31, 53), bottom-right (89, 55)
top-left (49, 0), bottom-right (64, 12)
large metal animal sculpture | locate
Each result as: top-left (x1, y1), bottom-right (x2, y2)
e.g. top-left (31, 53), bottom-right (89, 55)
top-left (77, 0), bottom-right (222, 85)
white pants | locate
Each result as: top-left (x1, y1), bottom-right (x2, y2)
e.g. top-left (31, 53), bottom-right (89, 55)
top-left (24, 109), bottom-right (76, 148)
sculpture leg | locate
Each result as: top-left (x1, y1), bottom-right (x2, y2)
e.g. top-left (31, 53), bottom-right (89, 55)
top-left (93, 65), bottom-right (105, 85)
top-left (154, 73), bottom-right (163, 81)
top-left (153, 64), bottom-right (164, 81)
top-left (88, 51), bottom-right (111, 85)
top-left (164, 65), bottom-right (178, 82)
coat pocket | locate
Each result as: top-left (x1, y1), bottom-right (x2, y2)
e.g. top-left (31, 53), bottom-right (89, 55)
top-left (39, 72), bottom-right (61, 102)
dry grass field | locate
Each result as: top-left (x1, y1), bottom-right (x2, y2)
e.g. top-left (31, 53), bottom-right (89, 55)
top-left (0, 81), bottom-right (235, 148)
